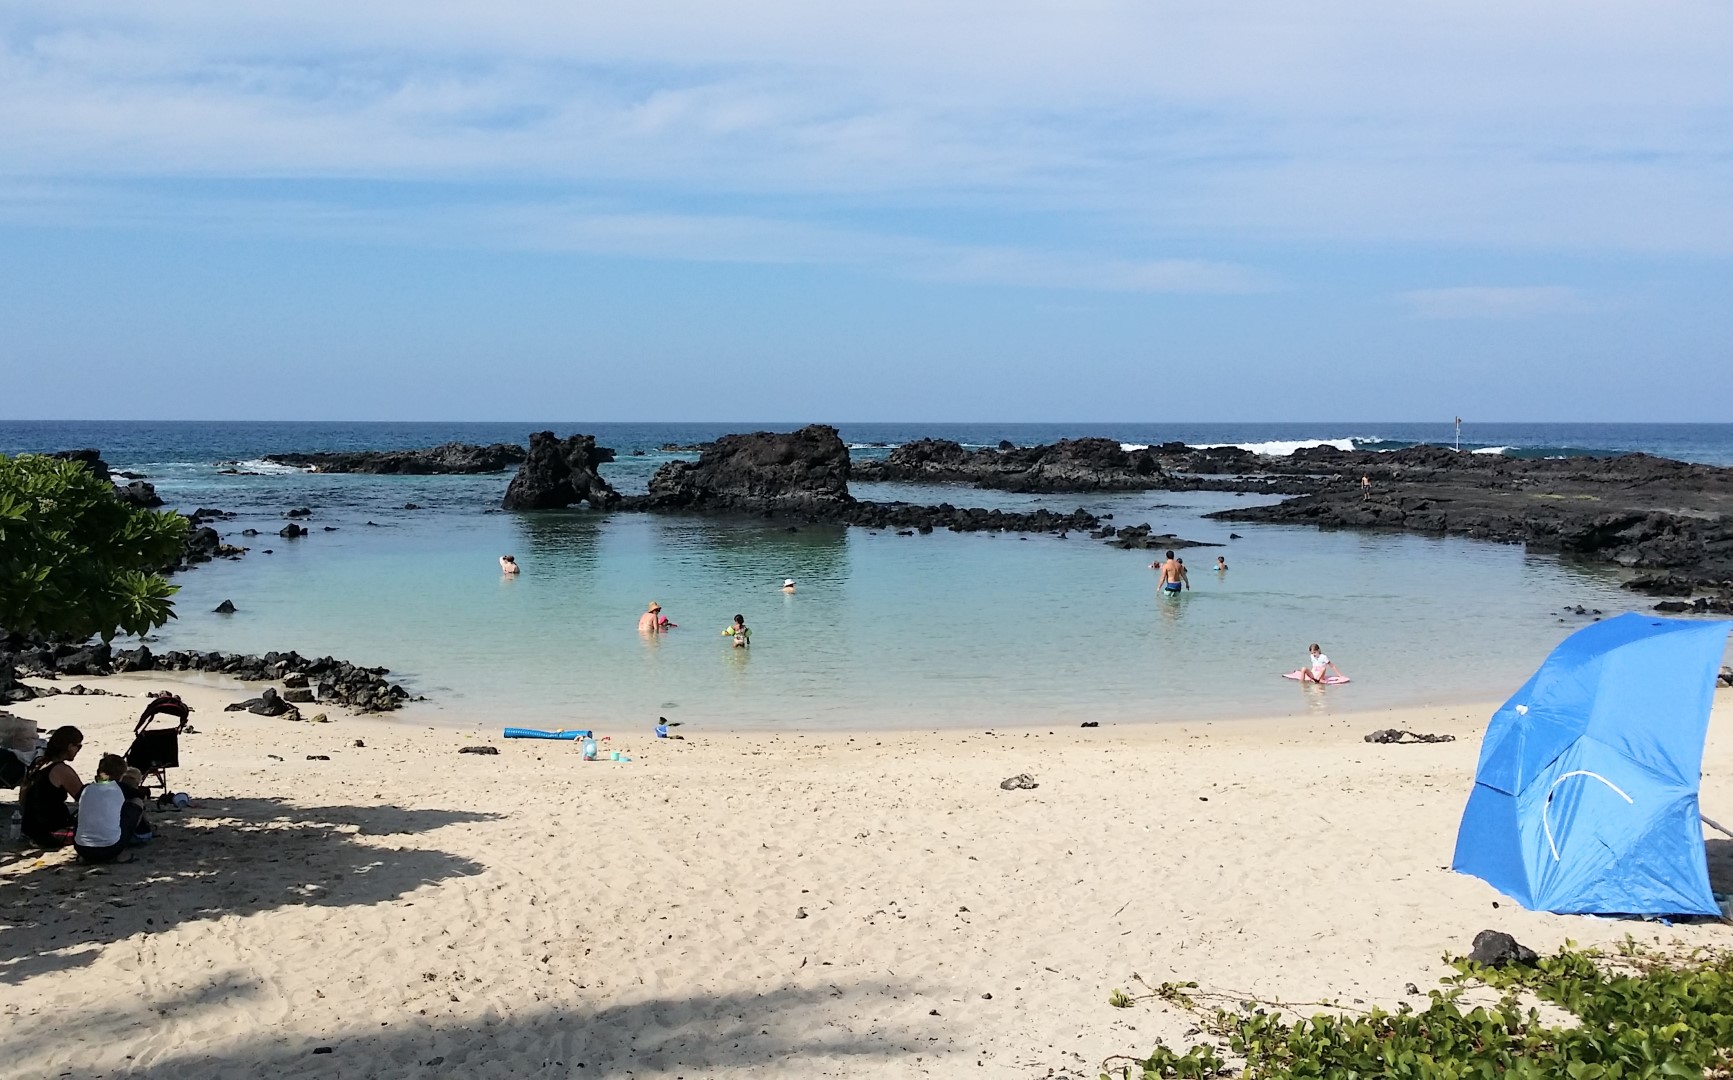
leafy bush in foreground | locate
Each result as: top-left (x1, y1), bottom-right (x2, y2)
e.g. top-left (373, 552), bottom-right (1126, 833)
top-left (0, 454), bottom-right (186, 641)
top-left (1104, 941), bottom-right (1733, 1079)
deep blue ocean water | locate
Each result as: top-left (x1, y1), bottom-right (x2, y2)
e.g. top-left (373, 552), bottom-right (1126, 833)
top-left (3, 421), bottom-right (1729, 730)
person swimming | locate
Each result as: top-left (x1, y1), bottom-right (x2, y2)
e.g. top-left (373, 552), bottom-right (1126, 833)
top-left (499, 554), bottom-right (520, 574)
top-left (722, 613), bottom-right (751, 647)
top-left (782, 578), bottom-right (796, 593)
top-left (639, 601), bottom-right (665, 634)
top-left (1215, 556), bottom-right (1228, 572)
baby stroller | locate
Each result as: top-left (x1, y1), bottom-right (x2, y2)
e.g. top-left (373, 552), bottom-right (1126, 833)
top-left (126, 692), bottom-right (192, 796)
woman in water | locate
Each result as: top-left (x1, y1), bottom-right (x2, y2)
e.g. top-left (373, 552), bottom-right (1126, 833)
top-left (499, 554), bottom-right (520, 575)
top-left (20, 725), bottom-right (84, 848)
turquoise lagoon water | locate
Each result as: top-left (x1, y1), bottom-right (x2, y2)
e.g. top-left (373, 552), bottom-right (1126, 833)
top-left (3, 421), bottom-right (1718, 731)
top-left (138, 483), bottom-right (1635, 731)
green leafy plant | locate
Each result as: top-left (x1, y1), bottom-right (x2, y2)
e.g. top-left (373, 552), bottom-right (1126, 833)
top-left (1104, 943), bottom-right (1733, 1079)
top-left (1110, 989), bottom-right (1135, 1008)
top-left (0, 454), bottom-right (187, 641)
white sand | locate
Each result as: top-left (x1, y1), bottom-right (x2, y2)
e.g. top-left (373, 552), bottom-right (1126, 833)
top-left (3, 674), bottom-right (1731, 1079)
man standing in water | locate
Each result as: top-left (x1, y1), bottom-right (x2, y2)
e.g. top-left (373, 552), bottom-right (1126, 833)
top-left (1152, 549), bottom-right (1189, 595)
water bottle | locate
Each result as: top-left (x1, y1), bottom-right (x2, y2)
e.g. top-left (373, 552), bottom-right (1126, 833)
top-left (6, 810), bottom-right (20, 844)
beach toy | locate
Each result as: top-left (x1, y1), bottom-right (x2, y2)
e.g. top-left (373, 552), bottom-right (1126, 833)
top-left (655, 723), bottom-right (669, 738)
top-left (1281, 670), bottom-right (1351, 684)
top-left (503, 728), bottom-right (591, 740)
top-left (580, 736), bottom-right (599, 761)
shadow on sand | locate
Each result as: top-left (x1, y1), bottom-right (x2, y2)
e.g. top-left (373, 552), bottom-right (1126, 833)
top-left (6, 976), bottom-right (945, 1077)
top-left (1704, 837), bottom-right (1733, 897)
top-left (0, 797), bottom-right (495, 984)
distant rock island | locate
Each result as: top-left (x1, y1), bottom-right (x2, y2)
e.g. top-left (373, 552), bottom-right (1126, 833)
top-left (263, 442), bottom-right (527, 474)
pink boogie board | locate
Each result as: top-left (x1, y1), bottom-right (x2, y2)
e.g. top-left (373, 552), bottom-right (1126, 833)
top-left (1282, 670), bottom-right (1351, 684)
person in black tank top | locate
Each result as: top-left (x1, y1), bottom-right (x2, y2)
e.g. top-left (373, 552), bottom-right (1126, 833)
top-left (20, 726), bottom-right (84, 848)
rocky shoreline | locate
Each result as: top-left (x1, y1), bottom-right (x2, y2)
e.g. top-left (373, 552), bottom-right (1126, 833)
top-left (1, 639), bottom-right (411, 713)
top-left (29, 431), bottom-right (1733, 616)
top-left (1201, 446), bottom-right (1733, 605)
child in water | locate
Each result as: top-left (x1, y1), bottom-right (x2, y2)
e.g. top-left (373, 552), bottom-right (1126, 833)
top-left (722, 614), bottom-right (751, 648)
top-left (1300, 643), bottom-right (1346, 684)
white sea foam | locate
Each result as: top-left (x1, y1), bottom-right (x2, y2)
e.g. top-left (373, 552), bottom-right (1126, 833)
top-left (1120, 443), bottom-right (1150, 452)
top-left (1471, 445), bottom-right (1516, 455)
top-left (229, 458), bottom-right (311, 475)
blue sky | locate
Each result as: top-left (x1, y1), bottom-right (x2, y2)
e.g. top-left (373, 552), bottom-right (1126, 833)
top-left (1, 2), bottom-right (1730, 421)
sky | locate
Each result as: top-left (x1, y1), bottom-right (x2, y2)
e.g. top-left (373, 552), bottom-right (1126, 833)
top-left (1, 1), bottom-right (1730, 422)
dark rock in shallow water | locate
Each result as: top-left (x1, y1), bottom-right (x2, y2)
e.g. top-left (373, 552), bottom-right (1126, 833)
top-left (852, 437), bottom-right (1166, 492)
top-left (285, 507), bottom-right (312, 518)
top-left (213, 599), bottom-right (237, 614)
top-left (263, 442), bottom-right (528, 474)
top-left (115, 480), bottom-right (163, 508)
top-left (280, 523), bottom-right (307, 538)
top-left (622, 425), bottom-right (1105, 536)
top-left (502, 432), bottom-right (622, 511)
top-left (168, 521), bottom-right (245, 573)
top-left (639, 425), bottom-right (853, 514)
top-left (1106, 524), bottom-right (1221, 551)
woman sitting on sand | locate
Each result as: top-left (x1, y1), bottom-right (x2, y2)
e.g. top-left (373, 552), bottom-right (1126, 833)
top-left (19, 725), bottom-right (84, 848)
top-left (74, 754), bottom-right (150, 864)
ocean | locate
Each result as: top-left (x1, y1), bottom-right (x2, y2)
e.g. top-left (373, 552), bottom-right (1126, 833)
top-left (4, 421), bottom-right (1730, 731)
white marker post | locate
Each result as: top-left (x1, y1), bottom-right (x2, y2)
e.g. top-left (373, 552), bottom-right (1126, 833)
top-left (1454, 416), bottom-right (1462, 452)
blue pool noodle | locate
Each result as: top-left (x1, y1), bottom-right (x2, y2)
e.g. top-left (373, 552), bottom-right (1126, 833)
top-left (502, 727), bottom-right (591, 740)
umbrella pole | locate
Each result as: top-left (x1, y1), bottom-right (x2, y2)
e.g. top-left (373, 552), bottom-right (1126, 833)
top-left (1703, 814), bottom-right (1733, 840)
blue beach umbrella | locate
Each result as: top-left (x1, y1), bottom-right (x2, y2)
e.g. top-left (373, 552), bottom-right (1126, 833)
top-left (1453, 613), bottom-right (1733, 916)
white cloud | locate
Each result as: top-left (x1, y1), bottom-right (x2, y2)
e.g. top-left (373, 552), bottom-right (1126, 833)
top-left (1400, 286), bottom-right (1584, 320)
top-left (0, 1), bottom-right (1730, 260)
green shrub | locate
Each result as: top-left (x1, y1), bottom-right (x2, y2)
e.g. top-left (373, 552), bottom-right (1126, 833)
top-left (1105, 942), bottom-right (1733, 1079)
top-left (0, 454), bottom-right (186, 641)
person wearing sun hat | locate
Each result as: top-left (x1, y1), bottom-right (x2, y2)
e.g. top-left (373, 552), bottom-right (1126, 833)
top-left (782, 578), bottom-right (796, 593)
top-left (638, 601), bottom-right (664, 635)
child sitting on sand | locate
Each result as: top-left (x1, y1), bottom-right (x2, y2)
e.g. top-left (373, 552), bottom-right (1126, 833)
top-left (74, 754), bottom-right (149, 864)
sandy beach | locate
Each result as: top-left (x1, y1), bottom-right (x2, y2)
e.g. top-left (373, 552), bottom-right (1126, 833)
top-left (4, 675), bottom-right (1731, 1080)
